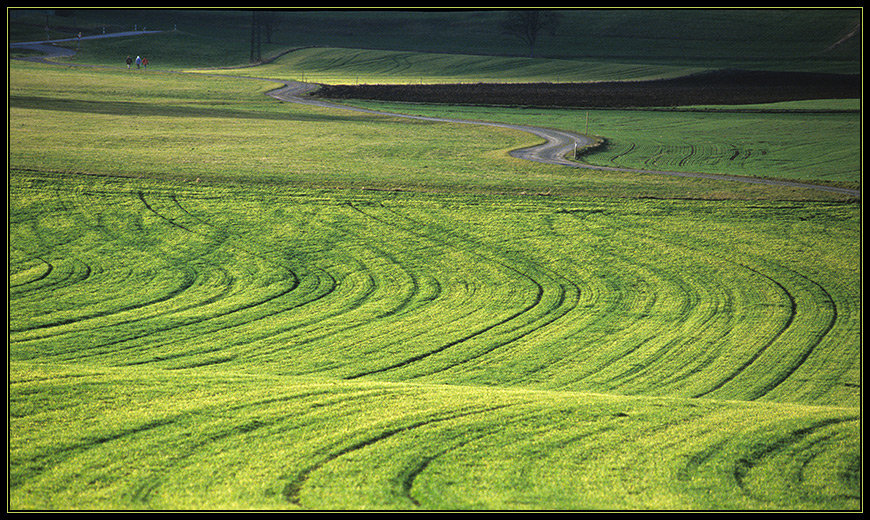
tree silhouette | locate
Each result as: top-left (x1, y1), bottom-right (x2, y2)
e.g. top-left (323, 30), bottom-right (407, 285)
top-left (500, 10), bottom-right (561, 58)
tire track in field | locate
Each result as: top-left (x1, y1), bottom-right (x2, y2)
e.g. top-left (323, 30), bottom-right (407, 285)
top-left (7, 253), bottom-right (87, 301)
top-left (128, 193), bottom-right (396, 367)
top-left (282, 403), bottom-right (514, 506)
top-left (679, 143), bottom-right (696, 167)
top-left (8, 189), bottom-right (204, 339)
top-left (342, 201), bottom-right (548, 380)
top-left (587, 213), bottom-right (838, 401)
top-left (598, 224), bottom-right (744, 394)
top-left (8, 252), bottom-right (54, 290)
top-left (219, 203), bottom-right (431, 366)
top-left (266, 80), bottom-right (860, 199)
top-left (8, 185), bottom-right (97, 304)
top-left (31, 206), bottom-right (242, 360)
top-left (282, 398), bottom-right (592, 508)
top-left (731, 416), bottom-right (859, 503)
top-left (556, 211), bottom-right (729, 393)
top-left (164, 194), bottom-right (470, 370)
top-left (339, 202), bottom-right (582, 381)
top-left (12, 188), bottom-right (344, 365)
top-left (605, 216), bottom-right (798, 400)
top-left (654, 219), bottom-right (839, 402)
top-left (163, 196), bottom-right (354, 329)
top-left (73, 191), bottom-right (271, 329)
top-left (398, 405), bottom-right (588, 508)
top-left (672, 414), bottom-right (860, 507)
top-left (693, 257), bottom-right (837, 401)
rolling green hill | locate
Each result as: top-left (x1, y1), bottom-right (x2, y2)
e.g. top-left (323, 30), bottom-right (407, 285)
top-left (7, 9), bottom-right (862, 511)
top-left (9, 172), bottom-right (861, 510)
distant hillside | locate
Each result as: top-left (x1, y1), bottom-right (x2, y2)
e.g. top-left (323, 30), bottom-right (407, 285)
top-left (8, 9), bottom-right (862, 73)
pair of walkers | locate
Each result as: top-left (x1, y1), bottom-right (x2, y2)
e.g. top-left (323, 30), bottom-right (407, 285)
top-left (125, 55), bottom-right (149, 69)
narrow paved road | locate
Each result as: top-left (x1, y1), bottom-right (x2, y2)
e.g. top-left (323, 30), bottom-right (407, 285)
top-left (267, 80), bottom-right (596, 161)
top-left (267, 80), bottom-right (861, 198)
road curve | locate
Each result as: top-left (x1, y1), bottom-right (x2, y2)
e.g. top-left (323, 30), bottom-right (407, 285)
top-left (10, 31), bottom-right (162, 63)
top-left (267, 80), bottom-right (861, 199)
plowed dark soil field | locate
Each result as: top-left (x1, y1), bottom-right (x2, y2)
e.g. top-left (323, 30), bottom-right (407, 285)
top-left (313, 69), bottom-right (861, 108)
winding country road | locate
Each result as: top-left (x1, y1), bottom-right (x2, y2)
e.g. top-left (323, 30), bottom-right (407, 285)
top-left (267, 80), bottom-right (598, 164)
top-left (11, 36), bottom-right (861, 198)
top-left (267, 80), bottom-right (861, 198)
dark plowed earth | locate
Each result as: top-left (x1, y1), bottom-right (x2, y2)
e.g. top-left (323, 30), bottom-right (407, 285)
top-left (312, 69), bottom-right (861, 109)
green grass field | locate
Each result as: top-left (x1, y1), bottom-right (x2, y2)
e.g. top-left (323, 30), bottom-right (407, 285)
top-left (8, 172), bottom-right (862, 510)
top-left (8, 63), bottom-right (860, 199)
top-left (7, 9), bottom-right (862, 511)
top-left (336, 99), bottom-right (861, 188)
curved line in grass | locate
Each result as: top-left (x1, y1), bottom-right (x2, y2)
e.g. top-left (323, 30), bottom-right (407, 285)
top-left (14, 191), bottom-right (298, 340)
top-left (11, 190), bottom-right (343, 365)
top-left (601, 215), bottom-right (836, 402)
top-left (558, 211), bottom-right (832, 400)
top-left (8, 251), bottom-right (54, 290)
top-left (721, 263), bottom-right (838, 401)
top-left (622, 220), bottom-right (796, 400)
top-left (7, 257), bottom-right (87, 315)
top-left (165, 195), bottom-right (387, 347)
top-left (732, 416), bottom-right (859, 503)
top-left (339, 202), bottom-right (586, 380)
top-left (281, 404), bottom-right (514, 506)
top-left (372, 204), bottom-right (587, 375)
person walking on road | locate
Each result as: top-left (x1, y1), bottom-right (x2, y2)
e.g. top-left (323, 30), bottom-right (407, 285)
top-left (142, 57), bottom-right (149, 69)
top-left (126, 55), bottom-right (132, 69)
top-left (135, 56), bottom-right (142, 69)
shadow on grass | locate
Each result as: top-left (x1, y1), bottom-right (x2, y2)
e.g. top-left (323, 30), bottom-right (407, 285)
top-left (9, 94), bottom-right (391, 124)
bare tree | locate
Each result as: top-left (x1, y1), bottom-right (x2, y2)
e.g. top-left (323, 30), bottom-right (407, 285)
top-left (259, 11), bottom-right (283, 44)
top-left (500, 10), bottom-right (561, 58)
top-left (250, 11), bottom-right (282, 62)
